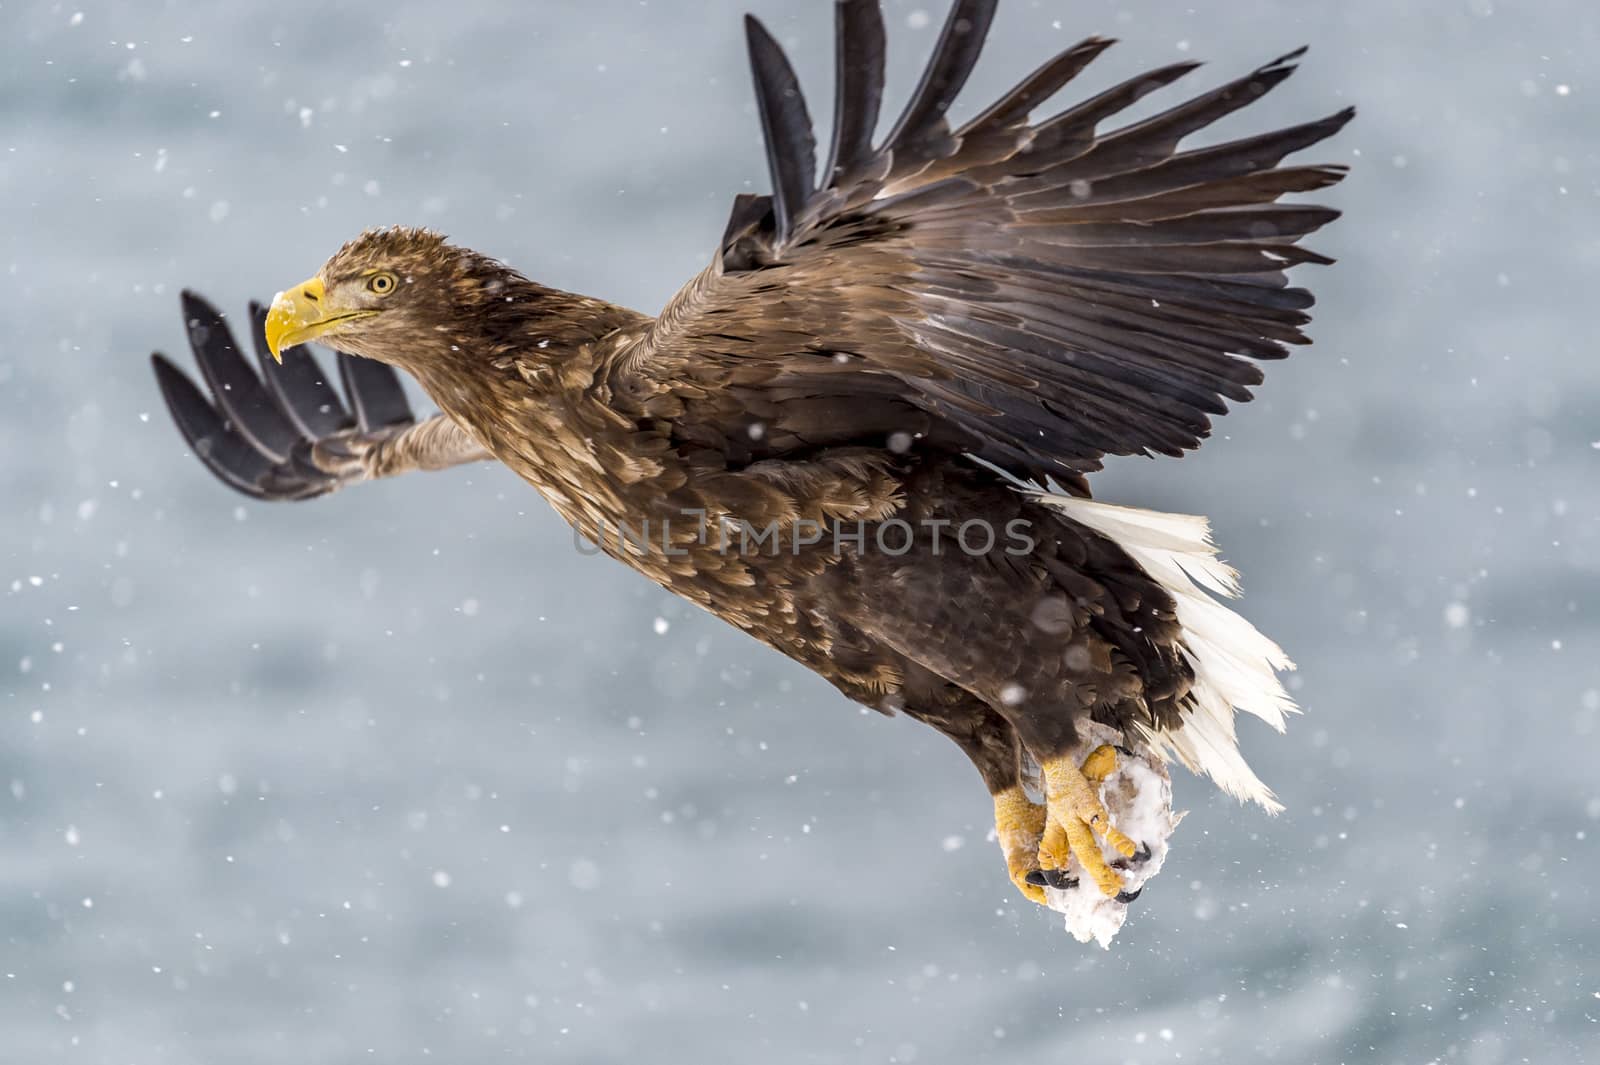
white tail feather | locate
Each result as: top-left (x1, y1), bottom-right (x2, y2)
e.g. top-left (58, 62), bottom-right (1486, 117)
top-left (1035, 494), bottom-right (1298, 812)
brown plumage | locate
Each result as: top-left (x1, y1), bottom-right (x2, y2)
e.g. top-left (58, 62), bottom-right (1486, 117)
top-left (152, 0), bottom-right (1349, 915)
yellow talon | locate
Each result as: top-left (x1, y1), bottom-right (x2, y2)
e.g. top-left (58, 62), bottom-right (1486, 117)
top-left (992, 784), bottom-right (1048, 905)
top-left (1080, 743), bottom-right (1119, 784)
top-left (1039, 744), bottom-right (1136, 898)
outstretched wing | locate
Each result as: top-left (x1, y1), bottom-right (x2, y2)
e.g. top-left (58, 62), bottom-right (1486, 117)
top-left (618, 0), bottom-right (1352, 486)
top-left (152, 292), bottom-right (491, 501)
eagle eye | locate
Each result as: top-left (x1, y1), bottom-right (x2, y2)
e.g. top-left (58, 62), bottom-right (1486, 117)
top-left (367, 272), bottom-right (398, 295)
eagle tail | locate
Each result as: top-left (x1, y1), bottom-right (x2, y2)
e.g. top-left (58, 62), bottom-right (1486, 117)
top-left (1035, 493), bottom-right (1297, 812)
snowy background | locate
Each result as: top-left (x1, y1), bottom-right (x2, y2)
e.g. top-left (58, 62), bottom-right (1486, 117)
top-left (3, 1), bottom-right (1597, 1062)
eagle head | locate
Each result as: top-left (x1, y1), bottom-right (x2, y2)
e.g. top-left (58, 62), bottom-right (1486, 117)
top-left (262, 226), bottom-right (512, 369)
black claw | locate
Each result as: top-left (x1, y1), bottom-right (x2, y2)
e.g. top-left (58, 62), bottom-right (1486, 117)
top-left (1111, 841), bottom-right (1153, 872)
top-left (1025, 868), bottom-right (1079, 890)
top-left (339, 352), bottom-right (413, 431)
top-left (1114, 887), bottom-right (1143, 904)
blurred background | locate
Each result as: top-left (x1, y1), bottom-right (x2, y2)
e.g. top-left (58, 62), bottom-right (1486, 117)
top-left (2, 1), bottom-right (1597, 1062)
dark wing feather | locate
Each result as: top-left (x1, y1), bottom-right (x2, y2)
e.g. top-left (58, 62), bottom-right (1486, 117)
top-left (822, 0), bottom-right (887, 182)
top-left (743, 15), bottom-right (817, 242)
top-left (624, 2), bottom-right (1352, 483)
top-left (152, 296), bottom-right (475, 501)
top-left (959, 36), bottom-right (1115, 141)
top-left (338, 351), bottom-right (414, 431)
top-left (1020, 60), bottom-right (1204, 165)
top-left (1065, 48), bottom-right (1309, 176)
top-left (152, 353), bottom-right (287, 500)
top-left (181, 290), bottom-right (305, 464)
top-left (880, 0), bottom-right (997, 167)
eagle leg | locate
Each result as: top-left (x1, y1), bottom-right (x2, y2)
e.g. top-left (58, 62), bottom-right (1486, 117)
top-left (1037, 745), bottom-right (1139, 898)
top-left (992, 784), bottom-right (1048, 906)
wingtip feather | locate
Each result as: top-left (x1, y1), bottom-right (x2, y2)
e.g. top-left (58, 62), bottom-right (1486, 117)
top-left (744, 11), bottom-right (818, 241)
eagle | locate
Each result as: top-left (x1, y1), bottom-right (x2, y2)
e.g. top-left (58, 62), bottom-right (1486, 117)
top-left (151, 0), bottom-right (1350, 915)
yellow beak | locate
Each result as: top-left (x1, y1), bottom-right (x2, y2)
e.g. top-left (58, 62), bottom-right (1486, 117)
top-left (263, 276), bottom-right (376, 361)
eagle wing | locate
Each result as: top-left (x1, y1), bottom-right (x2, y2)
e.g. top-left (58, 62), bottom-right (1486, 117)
top-left (617, 0), bottom-right (1352, 486)
top-left (152, 292), bottom-right (490, 501)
